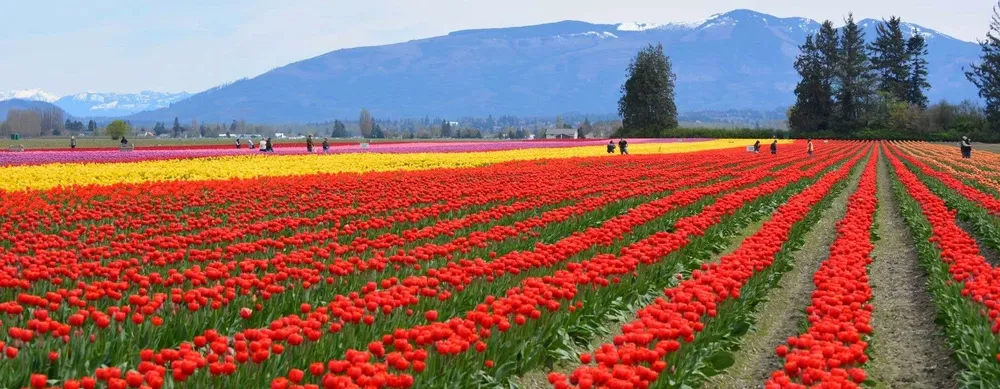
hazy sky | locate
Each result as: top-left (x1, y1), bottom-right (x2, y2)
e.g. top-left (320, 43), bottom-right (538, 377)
top-left (1, 0), bottom-right (994, 96)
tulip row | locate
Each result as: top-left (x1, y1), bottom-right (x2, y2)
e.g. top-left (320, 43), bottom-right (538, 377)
top-left (888, 144), bottom-right (1000, 274)
top-left (0, 139), bottom-right (771, 192)
top-left (126, 151), bottom-right (820, 387)
top-left (0, 146), bottom-right (816, 384)
top-left (262, 145), bottom-right (861, 388)
top-left (884, 143), bottom-right (1000, 386)
top-left (548, 144), bottom-right (869, 389)
top-left (765, 148), bottom-right (878, 388)
top-left (886, 143), bottom-right (1000, 214)
top-left (0, 154), bottom-right (748, 385)
top-left (0, 139), bottom-right (709, 167)
top-left (895, 142), bottom-right (1000, 201)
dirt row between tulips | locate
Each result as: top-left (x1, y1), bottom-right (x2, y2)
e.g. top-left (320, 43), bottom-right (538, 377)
top-left (704, 152), bottom-right (867, 388)
top-left (864, 153), bottom-right (958, 388)
top-left (513, 210), bottom-right (772, 389)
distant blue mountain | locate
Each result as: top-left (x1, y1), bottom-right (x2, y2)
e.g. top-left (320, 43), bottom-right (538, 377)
top-left (55, 91), bottom-right (192, 118)
top-left (0, 99), bottom-right (68, 121)
top-left (130, 9), bottom-right (984, 123)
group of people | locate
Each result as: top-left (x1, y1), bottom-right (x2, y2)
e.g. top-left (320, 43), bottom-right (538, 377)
top-left (236, 137), bottom-right (274, 152)
top-left (606, 139), bottom-right (629, 155)
top-left (751, 138), bottom-right (814, 157)
top-left (306, 135), bottom-right (332, 153)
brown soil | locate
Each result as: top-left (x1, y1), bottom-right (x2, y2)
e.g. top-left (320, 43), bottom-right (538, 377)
top-left (704, 155), bottom-right (866, 389)
top-left (865, 152), bottom-right (958, 389)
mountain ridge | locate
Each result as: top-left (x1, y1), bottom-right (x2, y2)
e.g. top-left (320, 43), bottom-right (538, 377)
top-left (4, 9), bottom-right (985, 123)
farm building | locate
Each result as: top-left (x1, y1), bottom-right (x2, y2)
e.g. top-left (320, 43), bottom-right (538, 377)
top-left (545, 128), bottom-right (577, 139)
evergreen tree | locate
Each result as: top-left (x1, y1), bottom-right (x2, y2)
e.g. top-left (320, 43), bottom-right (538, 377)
top-left (618, 43), bottom-right (678, 137)
top-left (869, 17), bottom-right (910, 101)
top-left (359, 109), bottom-right (374, 138)
top-left (906, 33), bottom-right (931, 109)
top-left (87, 120), bottom-right (97, 133)
top-left (172, 117), bottom-right (181, 138)
top-left (789, 35), bottom-right (831, 132)
top-left (372, 124), bottom-right (384, 139)
top-left (331, 120), bottom-right (348, 137)
top-left (966, 3), bottom-right (1000, 132)
top-left (441, 120), bottom-right (452, 138)
top-left (153, 122), bottom-right (167, 135)
top-left (836, 14), bottom-right (876, 132)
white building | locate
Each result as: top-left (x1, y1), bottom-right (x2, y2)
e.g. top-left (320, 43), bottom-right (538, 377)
top-left (545, 128), bottom-right (578, 139)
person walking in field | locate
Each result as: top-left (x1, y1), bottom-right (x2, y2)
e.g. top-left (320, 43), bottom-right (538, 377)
top-left (306, 135), bottom-right (315, 153)
top-left (322, 138), bottom-right (330, 153)
top-left (770, 139), bottom-right (777, 155)
top-left (236, 138), bottom-right (242, 149)
top-left (753, 140), bottom-right (760, 154)
top-left (70, 136), bottom-right (76, 149)
top-left (607, 140), bottom-right (616, 154)
top-left (618, 138), bottom-right (629, 155)
top-left (961, 136), bottom-right (972, 159)
top-left (807, 138), bottom-right (814, 158)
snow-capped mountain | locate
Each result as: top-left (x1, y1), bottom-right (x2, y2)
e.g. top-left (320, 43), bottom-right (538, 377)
top-left (0, 89), bottom-right (191, 117)
top-left (130, 8), bottom-right (979, 122)
top-left (55, 91), bottom-right (192, 117)
top-left (0, 89), bottom-right (59, 103)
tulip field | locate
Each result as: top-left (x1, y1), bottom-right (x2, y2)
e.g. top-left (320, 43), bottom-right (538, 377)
top-left (2, 139), bottom-right (1000, 389)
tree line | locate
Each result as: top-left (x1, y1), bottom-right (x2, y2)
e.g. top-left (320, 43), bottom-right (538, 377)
top-left (789, 15), bottom-right (930, 135)
top-left (788, 5), bottom-right (1000, 141)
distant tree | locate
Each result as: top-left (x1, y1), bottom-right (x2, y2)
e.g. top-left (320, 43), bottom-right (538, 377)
top-left (87, 120), bottom-right (97, 134)
top-left (331, 120), bottom-right (348, 137)
top-left (555, 116), bottom-right (564, 129)
top-left (106, 120), bottom-right (130, 140)
top-left (372, 123), bottom-right (385, 139)
top-left (869, 17), bottom-right (910, 101)
top-left (618, 43), bottom-right (678, 137)
top-left (440, 120), bottom-right (452, 138)
top-left (790, 35), bottom-right (831, 132)
top-left (359, 109), bottom-right (374, 138)
top-left (966, 3), bottom-right (1000, 132)
top-left (230, 120), bottom-right (238, 133)
top-left (906, 33), bottom-right (931, 109)
top-left (835, 14), bottom-right (876, 132)
top-left (153, 122), bottom-right (167, 135)
top-left (172, 117), bottom-right (181, 138)
top-left (578, 116), bottom-right (593, 139)
top-left (514, 128), bottom-right (526, 139)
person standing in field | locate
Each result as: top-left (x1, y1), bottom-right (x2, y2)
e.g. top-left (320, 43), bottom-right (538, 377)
top-left (247, 138), bottom-right (255, 150)
top-left (322, 138), bottom-right (330, 153)
top-left (961, 136), bottom-right (972, 159)
top-left (770, 139), bottom-right (777, 155)
top-left (306, 135), bottom-right (314, 153)
top-left (618, 138), bottom-right (629, 155)
top-left (607, 140), bottom-right (616, 154)
top-left (807, 138), bottom-right (814, 158)
top-left (236, 138), bottom-right (242, 149)
top-left (753, 140), bottom-right (760, 154)
top-left (70, 136), bottom-right (76, 149)
top-left (120, 136), bottom-right (128, 146)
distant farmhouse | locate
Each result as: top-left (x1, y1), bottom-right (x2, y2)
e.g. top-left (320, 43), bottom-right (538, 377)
top-left (545, 128), bottom-right (577, 139)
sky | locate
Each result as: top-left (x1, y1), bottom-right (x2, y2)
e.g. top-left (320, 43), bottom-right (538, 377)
top-left (0, 0), bottom-right (994, 97)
